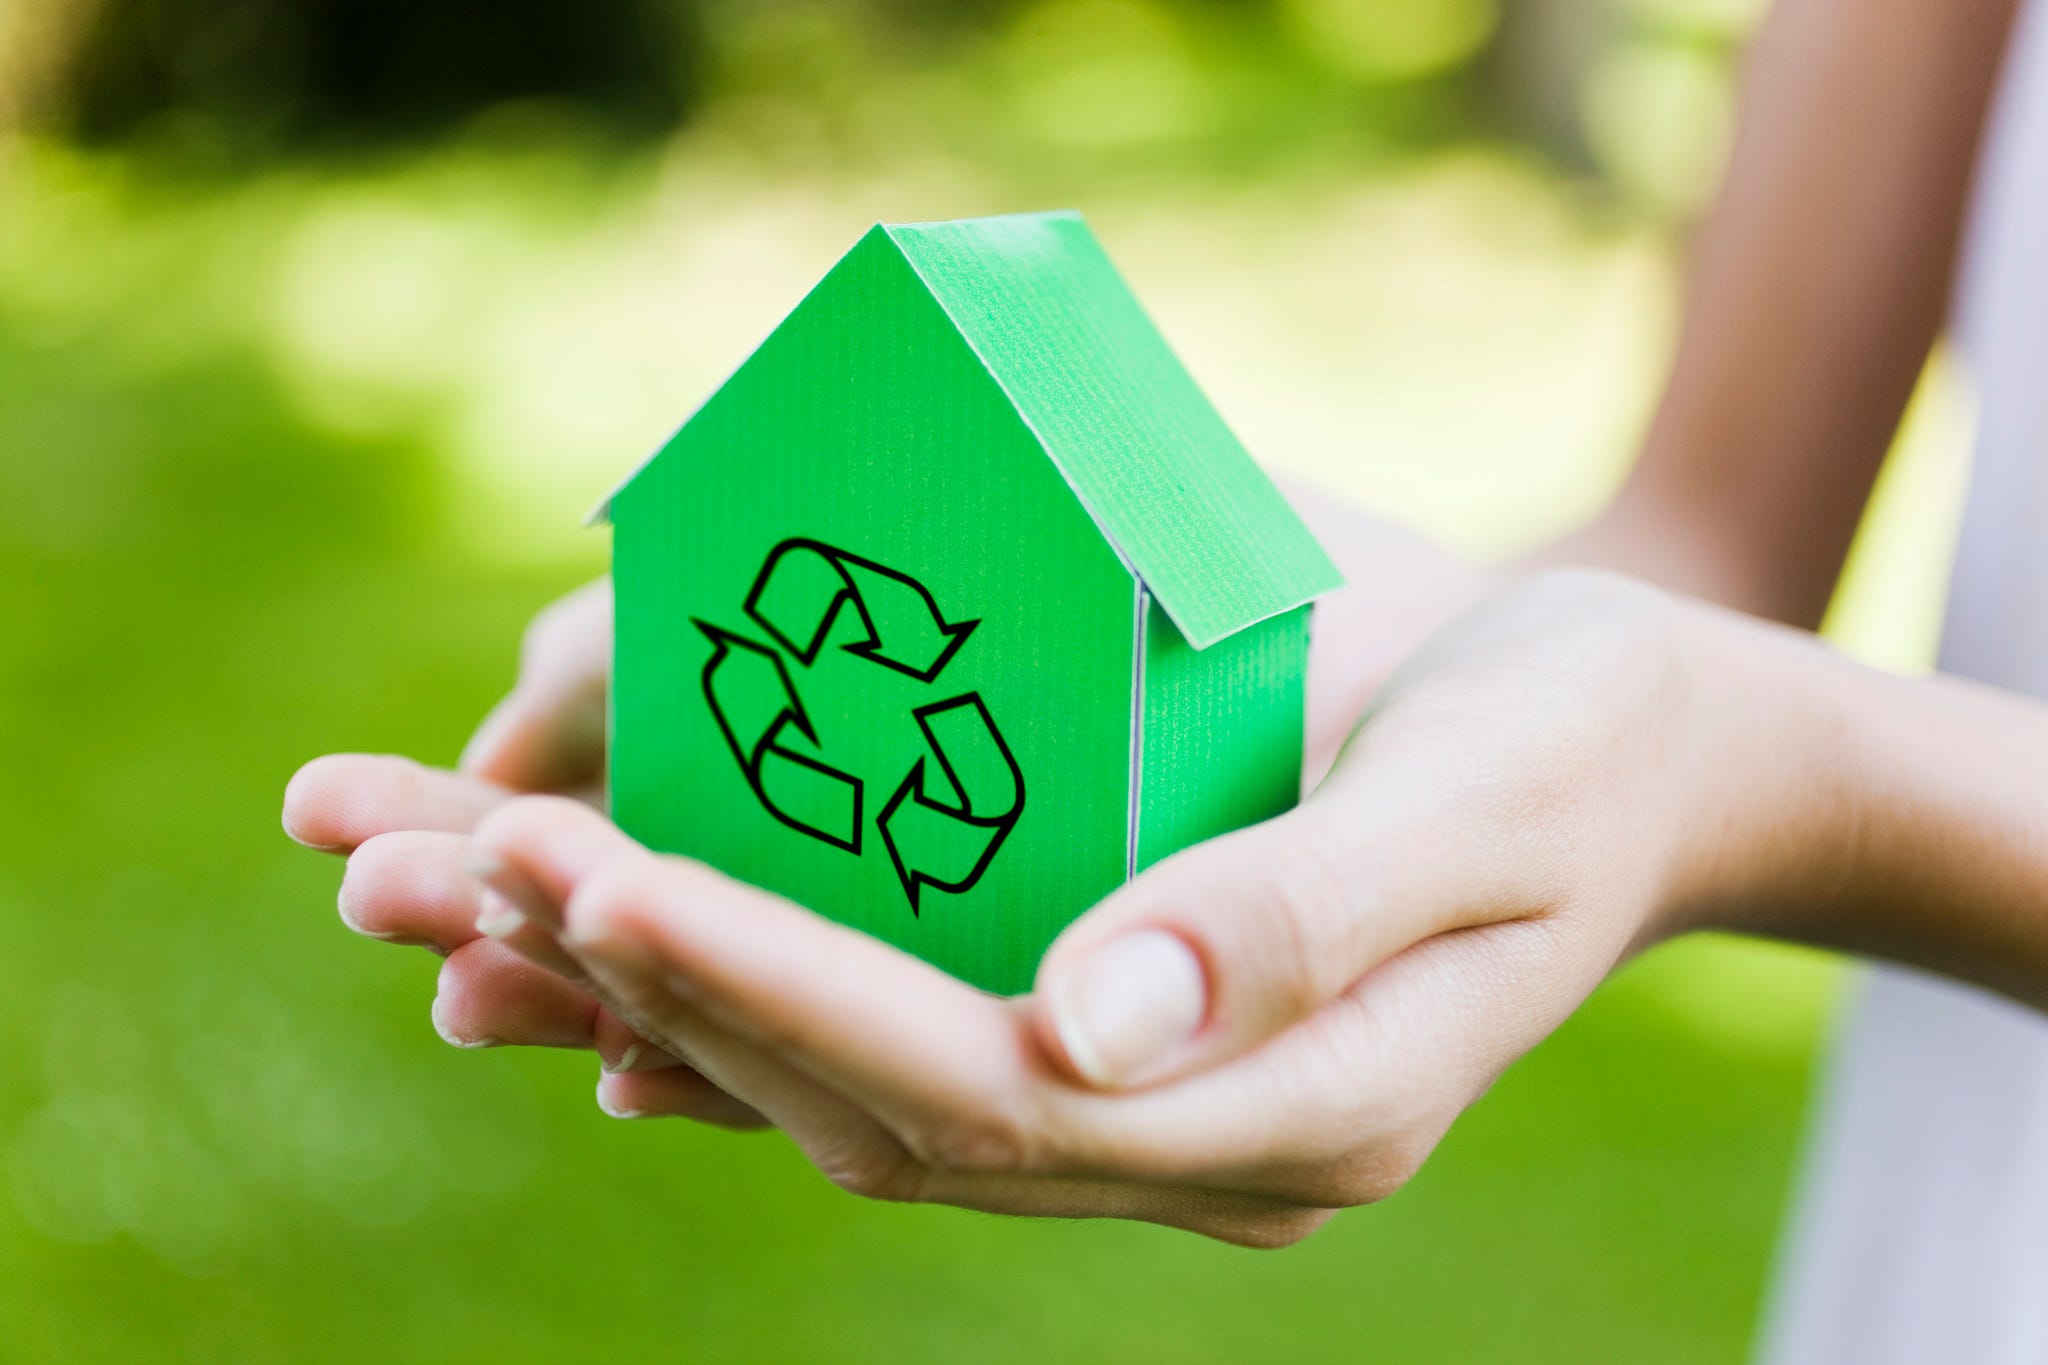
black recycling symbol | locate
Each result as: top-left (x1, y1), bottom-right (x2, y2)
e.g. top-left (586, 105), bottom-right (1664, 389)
top-left (692, 538), bottom-right (1025, 915)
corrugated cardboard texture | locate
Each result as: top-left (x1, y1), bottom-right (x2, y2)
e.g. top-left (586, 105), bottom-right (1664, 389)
top-left (1136, 599), bottom-right (1308, 874)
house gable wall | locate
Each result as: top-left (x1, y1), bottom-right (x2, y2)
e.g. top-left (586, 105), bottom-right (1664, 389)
top-left (609, 229), bottom-right (1135, 994)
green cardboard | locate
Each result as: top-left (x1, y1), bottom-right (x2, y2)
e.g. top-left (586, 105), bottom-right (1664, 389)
top-left (597, 212), bottom-right (1341, 994)
top-left (1136, 599), bottom-right (1310, 876)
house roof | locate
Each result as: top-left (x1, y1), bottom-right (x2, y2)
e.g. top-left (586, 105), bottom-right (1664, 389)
top-left (593, 211), bottom-right (1342, 650)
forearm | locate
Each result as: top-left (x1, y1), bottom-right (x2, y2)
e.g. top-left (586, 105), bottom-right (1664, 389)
top-left (1666, 601), bottom-right (2048, 1006)
top-left (1540, 0), bottom-right (2020, 625)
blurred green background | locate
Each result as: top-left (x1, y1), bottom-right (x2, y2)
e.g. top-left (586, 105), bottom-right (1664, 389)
top-left (0, 1), bottom-right (1969, 1359)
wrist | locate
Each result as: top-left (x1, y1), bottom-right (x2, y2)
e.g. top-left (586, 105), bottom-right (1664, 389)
top-left (1638, 601), bottom-right (1872, 948)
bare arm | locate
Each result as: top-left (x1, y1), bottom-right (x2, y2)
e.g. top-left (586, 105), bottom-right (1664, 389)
top-left (1549, 0), bottom-right (2023, 626)
top-left (1702, 620), bottom-right (2048, 1007)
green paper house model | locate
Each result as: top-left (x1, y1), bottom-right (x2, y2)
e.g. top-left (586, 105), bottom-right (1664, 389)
top-left (592, 211), bottom-right (1342, 994)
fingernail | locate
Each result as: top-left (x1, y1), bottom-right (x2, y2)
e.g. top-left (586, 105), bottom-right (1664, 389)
top-left (599, 1040), bottom-right (680, 1074)
top-left (336, 885), bottom-right (409, 942)
top-left (430, 995), bottom-right (496, 1050)
top-left (596, 1078), bottom-right (649, 1120)
top-left (473, 890), bottom-right (526, 940)
top-left (1049, 929), bottom-right (1207, 1088)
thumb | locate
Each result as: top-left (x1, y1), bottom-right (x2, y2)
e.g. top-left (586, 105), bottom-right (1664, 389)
top-left (460, 579), bottom-right (612, 792)
top-left (1032, 763), bottom-right (1496, 1091)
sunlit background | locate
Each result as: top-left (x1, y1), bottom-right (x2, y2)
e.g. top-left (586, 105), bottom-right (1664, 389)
top-left (0, 1), bottom-right (1969, 1359)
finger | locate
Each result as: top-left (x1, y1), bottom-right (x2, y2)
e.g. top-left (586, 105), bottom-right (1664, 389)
top-left (284, 754), bottom-right (512, 853)
top-left (472, 872), bottom-right (598, 984)
top-left (340, 831), bottom-right (671, 1067)
top-left (339, 830), bottom-right (596, 985)
top-left (579, 936), bottom-right (929, 1193)
top-left (339, 831), bottom-right (484, 950)
top-left (562, 864), bottom-right (1321, 1200)
top-left (565, 905), bottom-right (1327, 1241)
top-left (465, 797), bottom-right (628, 932)
top-left (1017, 916), bottom-right (1609, 1206)
top-left (576, 936), bottom-right (1334, 1244)
top-left (470, 799), bottom-right (937, 1182)
top-left (461, 579), bottom-right (611, 792)
top-left (1281, 481), bottom-right (1493, 783)
top-left (425, 947), bottom-right (686, 1083)
top-left (430, 938), bottom-right (599, 1050)
top-left (589, 1050), bottom-right (1323, 1245)
top-left (483, 803), bottom-right (1045, 1152)
top-left (430, 937), bottom-right (684, 1069)
top-left (591, 1007), bottom-right (687, 1075)
top-left (474, 798), bottom-right (1403, 1226)
top-left (595, 1068), bottom-right (772, 1129)
top-left (459, 857), bottom-right (683, 1073)
top-left (472, 797), bottom-right (1370, 1198)
top-left (492, 797), bottom-right (1536, 1198)
top-left (465, 806), bottom-right (827, 1092)
top-left (465, 808), bottom-right (637, 987)
top-left (1029, 726), bottom-right (1525, 1091)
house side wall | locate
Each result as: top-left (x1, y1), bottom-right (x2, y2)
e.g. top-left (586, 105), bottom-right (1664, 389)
top-left (1134, 602), bottom-right (1309, 874)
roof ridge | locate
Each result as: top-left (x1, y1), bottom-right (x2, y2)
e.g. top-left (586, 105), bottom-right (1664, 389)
top-left (877, 219), bottom-right (1142, 586)
top-left (881, 213), bottom-right (1341, 648)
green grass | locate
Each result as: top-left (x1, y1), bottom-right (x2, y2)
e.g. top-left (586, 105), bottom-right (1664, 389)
top-left (0, 138), bottom-right (1858, 1362)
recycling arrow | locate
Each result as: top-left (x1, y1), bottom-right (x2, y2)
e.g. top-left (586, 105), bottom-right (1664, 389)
top-left (696, 538), bottom-right (1024, 915)
top-left (876, 694), bottom-right (1025, 916)
top-left (745, 537), bottom-right (979, 683)
top-left (695, 620), bottom-right (863, 853)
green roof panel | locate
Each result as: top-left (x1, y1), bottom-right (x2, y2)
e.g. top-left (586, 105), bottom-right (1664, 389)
top-left (882, 212), bottom-right (1341, 649)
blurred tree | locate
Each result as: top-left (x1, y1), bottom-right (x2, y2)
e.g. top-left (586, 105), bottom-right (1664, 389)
top-left (27, 0), bottom-right (705, 149)
top-left (1481, 0), bottom-right (1614, 169)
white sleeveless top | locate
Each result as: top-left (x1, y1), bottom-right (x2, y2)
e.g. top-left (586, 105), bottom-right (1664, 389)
top-left (1759, 2), bottom-right (2048, 1359)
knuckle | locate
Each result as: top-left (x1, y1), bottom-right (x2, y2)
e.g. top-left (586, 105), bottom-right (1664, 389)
top-left (566, 857), bottom-right (656, 921)
top-left (1254, 831), bottom-right (1357, 1015)
top-left (814, 1144), bottom-right (927, 1203)
top-left (566, 857), bottom-right (695, 960)
top-left (900, 1105), bottom-right (1039, 1176)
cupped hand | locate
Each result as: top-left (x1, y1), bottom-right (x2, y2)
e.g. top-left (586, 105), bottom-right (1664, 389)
top-left (283, 489), bottom-right (1488, 1129)
top-left (446, 570), bottom-right (1797, 1245)
top-left (282, 580), bottom-right (760, 1118)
